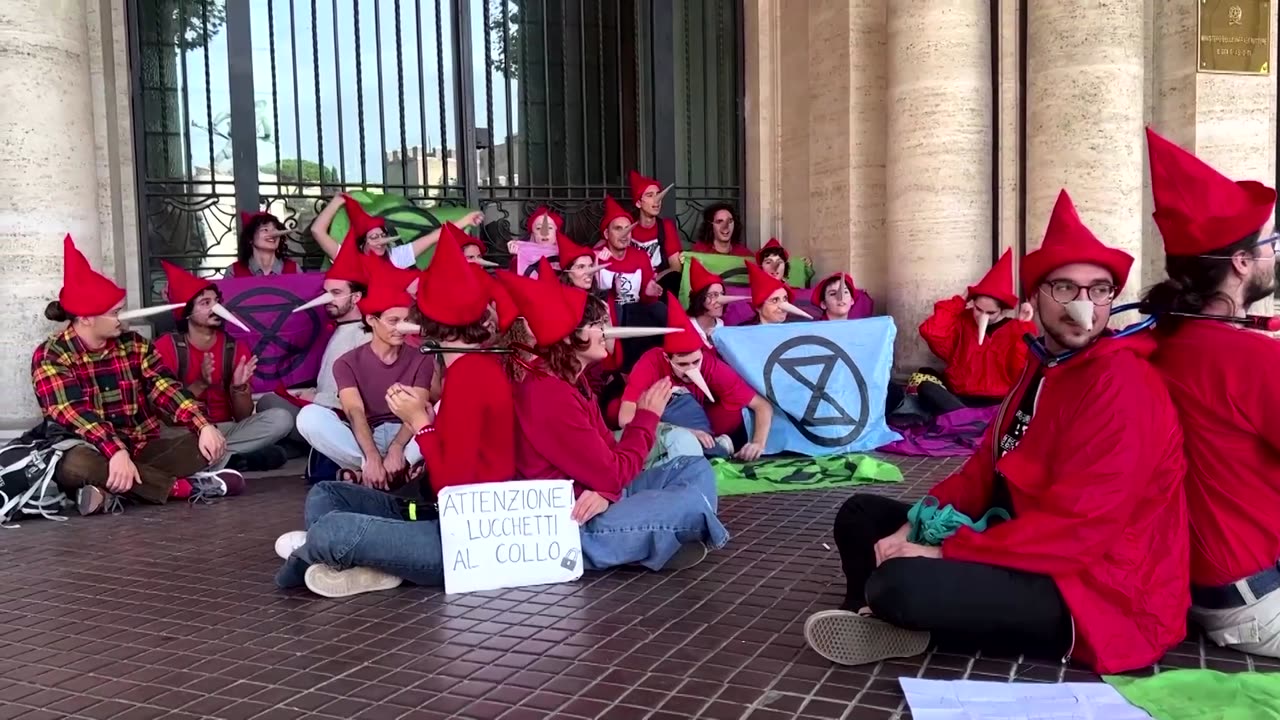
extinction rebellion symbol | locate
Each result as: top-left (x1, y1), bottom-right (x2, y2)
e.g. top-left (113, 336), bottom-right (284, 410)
top-left (221, 286), bottom-right (326, 382)
top-left (762, 335), bottom-right (870, 448)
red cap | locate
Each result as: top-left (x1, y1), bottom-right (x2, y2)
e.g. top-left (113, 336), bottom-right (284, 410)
top-left (1146, 127), bottom-right (1277, 257)
top-left (326, 231), bottom-right (370, 285)
top-left (239, 210), bottom-right (278, 227)
top-left (755, 237), bottom-right (788, 265)
top-left (478, 266), bottom-right (518, 332)
top-left (357, 262), bottom-right (416, 317)
top-left (745, 260), bottom-right (789, 308)
top-left (535, 257), bottom-right (561, 283)
top-left (342, 195), bottom-right (388, 246)
top-left (526, 207), bottom-right (565, 235)
top-left (628, 170), bottom-right (661, 205)
top-left (1021, 190), bottom-right (1134, 296)
top-left (600, 196), bottom-right (633, 234)
top-left (497, 268), bottom-right (589, 347)
top-left (811, 272), bottom-right (856, 308)
top-left (966, 249), bottom-right (1018, 308)
top-left (161, 260), bottom-right (216, 313)
top-left (688, 258), bottom-right (724, 295)
top-left (556, 233), bottom-right (594, 267)
top-left (663, 293), bottom-right (704, 355)
top-left (416, 222), bottom-right (490, 326)
top-left (59, 234), bottom-right (125, 317)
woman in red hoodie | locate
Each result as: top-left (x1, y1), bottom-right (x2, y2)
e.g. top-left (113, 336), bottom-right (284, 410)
top-left (497, 270), bottom-right (730, 572)
top-left (273, 223), bottom-right (515, 600)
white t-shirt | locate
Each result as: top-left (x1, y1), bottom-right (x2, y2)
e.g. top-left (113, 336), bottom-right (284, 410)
top-left (388, 243), bottom-right (417, 269)
top-left (313, 322), bottom-right (372, 408)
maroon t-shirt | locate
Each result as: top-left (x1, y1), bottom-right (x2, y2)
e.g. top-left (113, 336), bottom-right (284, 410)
top-left (332, 344), bottom-right (433, 427)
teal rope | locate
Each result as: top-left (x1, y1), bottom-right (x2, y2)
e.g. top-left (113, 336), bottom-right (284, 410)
top-left (907, 495), bottom-right (1010, 546)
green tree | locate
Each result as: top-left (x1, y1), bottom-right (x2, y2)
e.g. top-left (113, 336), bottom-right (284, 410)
top-left (486, 0), bottom-right (521, 80)
top-left (261, 159), bottom-right (340, 186)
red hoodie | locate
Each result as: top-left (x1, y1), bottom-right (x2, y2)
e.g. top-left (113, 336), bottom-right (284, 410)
top-left (929, 330), bottom-right (1189, 673)
top-left (918, 296), bottom-right (1036, 398)
top-left (413, 353), bottom-right (515, 493)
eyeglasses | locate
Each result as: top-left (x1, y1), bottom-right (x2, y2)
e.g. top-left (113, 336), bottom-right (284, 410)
top-left (1040, 280), bottom-right (1117, 306)
top-left (1257, 232), bottom-right (1279, 253)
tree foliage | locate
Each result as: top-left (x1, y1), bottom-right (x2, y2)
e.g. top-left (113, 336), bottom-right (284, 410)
top-left (261, 159), bottom-right (340, 185)
top-left (486, 0), bottom-right (522, 80)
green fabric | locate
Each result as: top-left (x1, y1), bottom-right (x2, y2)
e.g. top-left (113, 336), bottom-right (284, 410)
top-left (1105, 670), bottom-right (1280, 720)
top-left (678, 251), bottom-right (814, 307)
top-left (323, 190), bottom-right (479, 269)
top-left (906, 495), bottom-right (1010, 546)
top-left (710, 454), bottom-right (902, 497)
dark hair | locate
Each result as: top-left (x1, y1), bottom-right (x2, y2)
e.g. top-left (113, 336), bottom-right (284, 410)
top-left (346, 281), bottom-right (368, 296)
top-left (1141, 230), bottom-right (1262, 330)
top-left (542, 295), bottom-right (609, 382)
top-left (817, 275), bottom-right (850, 306)
top-left (759, 247), bottom-right (791, 279)
top-left (237, 214), bottom-right (288, 265)
top-left (687, 286), bottom-right (715, 317)
top-left (44, 301), bottom-right (75, 323)
top-left (417, 314), bottom-right (493, 345)
top-left (695, 202), bottom-right (742, 248)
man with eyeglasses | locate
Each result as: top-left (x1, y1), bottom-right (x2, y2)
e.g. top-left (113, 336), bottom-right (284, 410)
top-left (1142, 127), bottom-right (1280, 659)
top-left (804, 189), bottom-right (1189, 675)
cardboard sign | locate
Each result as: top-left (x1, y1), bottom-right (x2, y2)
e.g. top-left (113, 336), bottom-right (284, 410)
top-left (438, 479), bottom-right (584, 594)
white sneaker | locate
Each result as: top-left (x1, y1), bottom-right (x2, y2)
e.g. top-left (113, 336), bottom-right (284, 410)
top-left (274, 530), bottom-right (308, 560)
top-left (304, 564), bottom-right (403, 598)
top-left (714, 435), bottom-right (735, 455)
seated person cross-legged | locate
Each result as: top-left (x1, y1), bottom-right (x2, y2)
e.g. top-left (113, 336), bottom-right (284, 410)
top-left (497, 270), bottom-right (730, 572)
top-left (296, 264), bottom-right (433, 491)
top-left (275, 225), bottom-right (515, 599)
top-left (619, 294), bottom-right (772, 462)
top-left (802, 190), bottom-right (1189, 675)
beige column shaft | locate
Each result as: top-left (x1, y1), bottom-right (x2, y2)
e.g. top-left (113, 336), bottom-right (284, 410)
top-left (886, 0), bottom-right (993, 370)
top-left (1025, 1), bottom-right (1145, 299)
top-left (0, 0), bottom-right (100, 428)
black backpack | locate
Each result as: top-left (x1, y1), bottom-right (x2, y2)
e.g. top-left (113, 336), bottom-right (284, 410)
top-left (167, 333), bottom-right (237, 391)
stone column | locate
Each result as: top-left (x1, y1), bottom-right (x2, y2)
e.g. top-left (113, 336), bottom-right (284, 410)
top-left (885, 0), bottom-right (993, 370)
top-left (1025, 0), bottom-right (1146, 299)
top-left (0, 0), bottom-right (101, 429)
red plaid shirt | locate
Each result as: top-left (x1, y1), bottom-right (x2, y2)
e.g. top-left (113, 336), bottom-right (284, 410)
top-left (31, 328), bottom-right (209, 458)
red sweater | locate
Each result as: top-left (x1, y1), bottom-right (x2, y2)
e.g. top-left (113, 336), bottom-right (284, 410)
top-left (512, 369), bottom-right (658, 502)
top-left (413, 354), bottom-right (515, 493)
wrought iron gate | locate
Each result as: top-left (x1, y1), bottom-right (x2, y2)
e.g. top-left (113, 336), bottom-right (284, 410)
top-left (127, 0), bottom-right (744, 299)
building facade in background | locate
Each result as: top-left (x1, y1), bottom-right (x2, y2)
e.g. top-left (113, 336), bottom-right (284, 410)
top-left (0, 0), bottom-right (1275, 431)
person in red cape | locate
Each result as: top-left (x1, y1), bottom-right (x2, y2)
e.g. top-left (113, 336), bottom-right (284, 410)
top-left (273, 223), bottom-right (515, 600)
top-left (504, 206), bottom-right (563, 272)
top-left (311, 192), bottom-right (484, 270)
top-left (684, 258), bottom-right (739, 352)
top-left (229, 210), bottom-right (301, 277)
top-left (36, 236), bottom-right (243, 516)
top-left (756, 238), bottom-right (790, 280)
top-left (1140, 128), bottom-right (1280, 658)
top-left (691, 203), bottom-right (753, 257)
top-left (811, 272), bottom-right (875, 321)
top-left (628, 169), bottom-right (684, 292)
top-left (546, 245), bottom-right (626, 418)
top-left (499, 269), bottom-right (729, 572)
top-left (804, 189), bottom-right (1189, 674)
top-left (295, 261), bottom-right (433, 492)
top-left (595, 195), bottom-right (662, 305)
top-left (556, 232), bottom-right (601, 292)
top-left (458, 233), bottom-right (497, 267)
top-left (739, 261), bottom-right (812, 325)
top-left (916, 249), bottom-right (1037, 404)
top-left (619, 294), bottom-right (773, 462)
top-left (154, 262), bottom-right (293, 472)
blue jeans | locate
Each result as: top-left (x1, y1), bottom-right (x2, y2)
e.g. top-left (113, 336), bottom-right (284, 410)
top-left (580, 455), bottom-right (730, 571)
top-left (660, 393), bottom-right (730, 459)
top-left (275, 481), bottom-right (445, 588)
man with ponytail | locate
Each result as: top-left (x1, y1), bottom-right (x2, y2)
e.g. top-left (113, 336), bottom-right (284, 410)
top-left (1143, 128), bottom-right (1280, 658)
top-left (33, 236), bottom-right (242, 516)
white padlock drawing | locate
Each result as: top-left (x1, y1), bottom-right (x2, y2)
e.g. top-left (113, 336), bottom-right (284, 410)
top-left (561, 548), bottom-right (579, 571)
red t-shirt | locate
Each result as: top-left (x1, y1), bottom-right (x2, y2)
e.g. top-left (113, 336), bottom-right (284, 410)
top-left (414, 354), bottom-right (514, 493)
top-left (1153, 320), bottom-right (1280, 586)
top-left (630, 217), bottom-right (683, 269)
top-left (690, 241), bottom-right (754, 257)
top-left (154, 332), bottom-right (253, 423)
top-left (595, 246), bottom-right (657, 305)
top-left (621, 347), bottom-right (757, 436)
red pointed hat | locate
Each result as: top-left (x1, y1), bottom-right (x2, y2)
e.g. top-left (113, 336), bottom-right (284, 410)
top-left (811, 272), bottom-right (857, 308)
top-left (662, 293), bottom-right (704, 355)
top-left (416, 222), bottom-right (490, 326)
top-left (326, 231), bottom-right (370, 285)
top-left (535, 257), bottom-right (560, 283)
top-left (525, 207), bottom-right (565, 235)
top-left (745, 260), bottom-right (790, 308)
top-left (966, 249), bottom-right (1019, 308)
top-left (628, 170), bottom-right (661, 205)
top-left (1146, 127), bottom-right (1277, 257)
top-left (357, 261), bottom-right (415, 317)
top-left (161, 260), bottom-right (216, 309)
top-left (1021, 190), bottom-right (1134, 296)
top-left (688, 258), bottom-right (724, 295)
top-left (556, 233), bottom-right (594, 266)
top-left (342, 195), bottom-right (388, 245)
top-left (497, 268), bottom-right (589, 347)
top-left (755, 237), bottom-right (789, 265)
top-left (600, 196), bottom-right (634, 234)
top-left (478, 266), bottom-right (518, 332)
top-left (59, 234), bottom-right (125, 317)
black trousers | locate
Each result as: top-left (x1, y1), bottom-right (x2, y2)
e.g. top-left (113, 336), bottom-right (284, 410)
top-left (833, 493), bottom-right (1073, 660)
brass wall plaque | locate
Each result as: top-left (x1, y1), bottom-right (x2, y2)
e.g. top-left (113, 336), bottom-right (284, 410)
top-left (1199, 0), bottom-right (1272, 75)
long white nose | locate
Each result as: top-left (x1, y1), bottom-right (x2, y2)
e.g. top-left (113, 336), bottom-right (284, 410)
top-left (780, 301), bottom-right (813, 320)
top-left (1065, 299), bottom-right (1094, 332)
top-left (719, 295), bottom-right (749, 303)
top-left (976, 313), bottom-right (989, 346)
top-left (469, 257), bottom-right (498, 268)
top-left (394, 322), bottom-right (422, 335)
top-left (601, 327), bottom-right (681, 339)
top-left (292, 293), bottom-right (331, 313)
top-left (684, 367), bottom-right (715, 403)
top-left (211, 303), bottom-right (251, 333)
top-left (118, 303), bottom-right (185, 321)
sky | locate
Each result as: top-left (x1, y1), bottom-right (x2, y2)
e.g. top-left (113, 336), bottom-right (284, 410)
top-left (183, 0), bottom-right (519, 184)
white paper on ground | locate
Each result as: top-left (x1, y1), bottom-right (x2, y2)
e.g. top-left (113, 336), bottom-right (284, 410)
top-left (898, 678), bottom-right (1153, 720)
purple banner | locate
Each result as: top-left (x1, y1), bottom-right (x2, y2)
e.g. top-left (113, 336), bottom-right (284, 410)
top-left (878, 406), bottom-right (997, 457)
top-left (215, 272), bottom-right (334, 392)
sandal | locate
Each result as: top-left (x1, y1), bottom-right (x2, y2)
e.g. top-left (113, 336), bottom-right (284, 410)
top-left (338, 468), bottom-right (362, 484)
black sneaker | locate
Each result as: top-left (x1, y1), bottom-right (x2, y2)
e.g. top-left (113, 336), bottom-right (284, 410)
top-left (227, 445), bottom-right (288, 472)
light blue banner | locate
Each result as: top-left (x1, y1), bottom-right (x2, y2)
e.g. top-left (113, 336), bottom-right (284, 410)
top-left (714, 317), bottom-right (902, 457)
